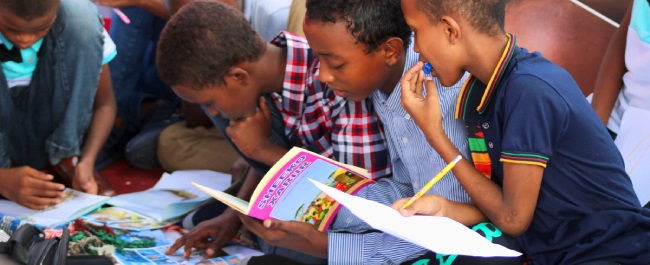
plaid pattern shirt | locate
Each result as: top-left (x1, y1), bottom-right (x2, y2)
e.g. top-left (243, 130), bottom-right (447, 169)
top-left (269, 31), bottom-right (391, 180)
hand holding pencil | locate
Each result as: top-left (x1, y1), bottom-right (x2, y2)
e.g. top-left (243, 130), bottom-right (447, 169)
top-left (399, 155), bottom-right (463, 210)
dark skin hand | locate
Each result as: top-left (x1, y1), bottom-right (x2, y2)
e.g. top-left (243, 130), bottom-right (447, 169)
top-left (226, 97), bottom-right (286, 166)
top-left (166, 167), bottom-right (262, 257)
top-left (166, 209), bottom-right (241, 258)
top-left (237, 214), bottom-right (328, 258)
top-left (0, 167), bottom-right (66, 209)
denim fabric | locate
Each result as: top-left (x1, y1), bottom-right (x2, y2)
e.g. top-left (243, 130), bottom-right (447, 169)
top-left (0, 0), bottom-right (104, 169)
top-left (108, 7), bottom-right (177, 133)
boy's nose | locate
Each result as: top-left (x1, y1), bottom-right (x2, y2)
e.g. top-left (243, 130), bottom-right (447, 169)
top-left (319, 66), bottom-right (335, 83)
top-left (14, 34), bottom-right (38, 49)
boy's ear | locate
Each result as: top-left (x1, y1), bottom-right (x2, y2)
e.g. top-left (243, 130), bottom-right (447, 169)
top-left (440, 15), bottom-right (462, 44)
top-left (381, 37), bottom-right (404, 66)
top-left (225, 67), bottom-right (250, 87)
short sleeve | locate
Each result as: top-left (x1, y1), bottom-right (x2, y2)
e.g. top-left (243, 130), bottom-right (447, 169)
top-left (499, 75), bottom-right (569, 168)
top-left (101, 28), bottom-right (117, 65)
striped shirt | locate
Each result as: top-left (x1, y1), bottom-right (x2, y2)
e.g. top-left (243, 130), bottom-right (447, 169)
top-left (328, 41), bottom-right (472, 264)
top-left (270, 31), bottom-right (391, 180)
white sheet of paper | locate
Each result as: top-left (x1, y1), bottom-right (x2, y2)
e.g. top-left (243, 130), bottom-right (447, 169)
top-left (309, 179), bottom-right (521, 257)
top-left (615, 106), bottom-right (650, 205)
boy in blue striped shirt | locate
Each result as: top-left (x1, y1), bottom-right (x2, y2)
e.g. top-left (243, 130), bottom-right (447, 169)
top-left (238, 0), bottom-right (524, 264)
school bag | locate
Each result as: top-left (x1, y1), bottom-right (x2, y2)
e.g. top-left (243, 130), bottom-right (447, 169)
top-left (0, 224), bottom-right (69, 265)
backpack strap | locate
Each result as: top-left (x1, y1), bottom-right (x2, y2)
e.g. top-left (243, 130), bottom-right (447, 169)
top-left (0, 224), bottom-right (42, 265)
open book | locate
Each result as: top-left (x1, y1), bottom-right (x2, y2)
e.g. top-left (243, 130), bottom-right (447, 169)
top-left (193, 147), bottom-right (374, 232)
top-left (109, 170), bottom-right (232, 222)
top-left (0, 189), bottom-right (110, 227)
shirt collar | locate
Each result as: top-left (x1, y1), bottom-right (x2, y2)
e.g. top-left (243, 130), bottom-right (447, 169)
top-left (455, 33), bottom-right (517, 121)
top-left (270, 31), bottom-right (313, 116)
top-left (0, 32), bottom-right (44, 53)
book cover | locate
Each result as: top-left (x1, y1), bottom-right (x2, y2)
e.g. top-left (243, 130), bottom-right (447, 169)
top-left (193, 147), bottom-right (374, 232)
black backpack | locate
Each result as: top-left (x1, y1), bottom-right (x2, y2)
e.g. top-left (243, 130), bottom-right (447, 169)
top-left (0, 224), bottom-right (69, 265)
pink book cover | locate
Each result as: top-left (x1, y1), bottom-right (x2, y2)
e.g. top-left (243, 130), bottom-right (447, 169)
top-left (248, 148), bottom-right (374, 232)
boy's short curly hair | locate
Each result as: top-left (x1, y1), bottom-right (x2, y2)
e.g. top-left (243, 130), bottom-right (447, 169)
top-left (416, 0), bottom-right (506, 36)
top-left (0, 0), bottom-right (60, 20)
top-left (157, 0), bottom-right (266, 89)
top-left (305, 0), bottom-right (411, 53)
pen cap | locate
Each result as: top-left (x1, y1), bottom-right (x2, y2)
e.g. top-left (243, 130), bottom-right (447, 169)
top-left (423, 62), bottom-right (433, 75)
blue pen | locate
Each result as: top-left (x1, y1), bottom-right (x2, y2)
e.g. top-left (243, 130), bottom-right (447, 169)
top-left (423, 62), bottom-right (433, 75)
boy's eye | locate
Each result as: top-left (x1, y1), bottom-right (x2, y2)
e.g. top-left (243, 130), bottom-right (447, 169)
top-left (332, 64), bottom-right (345, 70)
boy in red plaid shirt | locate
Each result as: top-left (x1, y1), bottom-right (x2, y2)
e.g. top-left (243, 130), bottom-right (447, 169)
top-left (156, 1), bottom-right (389, 264)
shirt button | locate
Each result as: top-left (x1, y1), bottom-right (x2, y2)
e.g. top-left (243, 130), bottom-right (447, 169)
top-left (482, 122), bottom-right (490, 129)
top-left (346, 218), bottom-right (352, 224)
top-left (488, 142), bottom-right (494, 149)
top-left (404, 114), bottom-right (411, 120)
top-left (402, 137), bottom-right (409, 144)
top-left (413, 182), bottom-right (419, 189)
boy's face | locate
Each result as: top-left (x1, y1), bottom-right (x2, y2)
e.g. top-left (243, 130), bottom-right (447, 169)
top-left (172, 81), bottom-right (258, 120)
top-left (0, 7), bottom-right (57, 50)
top-left (304, 20), bottom-right (395, 101)
top-left (401, 0), bottom-right (466, 87)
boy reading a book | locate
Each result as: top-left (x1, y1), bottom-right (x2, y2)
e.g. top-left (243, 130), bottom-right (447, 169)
top-left (156, 1), bottom-right (389, 263)
top-left (0, 0), bottom-right (117, 209)
top-left (394, 0), bottom-right (650, 264)
top-left (236, 0), bottom-right (523, 264)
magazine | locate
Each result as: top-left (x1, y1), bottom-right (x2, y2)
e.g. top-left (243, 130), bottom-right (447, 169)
top-left (193, 147), bottom-right (374, 232)
top-left (0, 189), bottom-right (110, 227)
top-left (108, 170), bottom-right (232, 222)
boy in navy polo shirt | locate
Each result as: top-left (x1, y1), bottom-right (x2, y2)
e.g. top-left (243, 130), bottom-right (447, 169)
top-left (394, 0), bottom-right (650, 264)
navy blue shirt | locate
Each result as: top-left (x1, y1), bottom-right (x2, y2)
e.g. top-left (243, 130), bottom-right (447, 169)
top-left (456, 35), bottom-right (650, 264)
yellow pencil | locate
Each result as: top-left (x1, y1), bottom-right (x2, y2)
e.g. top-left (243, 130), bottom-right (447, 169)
top-left (399, 155), bottom-right (463, 210)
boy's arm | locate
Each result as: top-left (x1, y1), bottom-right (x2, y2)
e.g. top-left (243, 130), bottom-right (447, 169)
top-left (591, 2), bottom-right (632, 125)
top-left (400, 64), bottom-right (543, 236)
top-left (74, 65), bottom-right (116, 193)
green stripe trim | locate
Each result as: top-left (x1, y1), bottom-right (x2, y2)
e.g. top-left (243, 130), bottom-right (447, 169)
top-left (501, 152), bottom-right (549, 160)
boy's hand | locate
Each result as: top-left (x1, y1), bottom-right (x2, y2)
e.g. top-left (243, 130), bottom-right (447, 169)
top-left (391, 194), bottom-right (448, 217)
top-left (400, 61), bottom-right (445, 135)
top-left (237, 214), bottom-right (328, 258)
top-left (226, 97), bottom-right (274, 160)
top-left (0, 167), bottom-right (66, 209)
top-left (166, 210), bottom-right (241, 258)
top-left (73, 160), bottom-right (98, 195)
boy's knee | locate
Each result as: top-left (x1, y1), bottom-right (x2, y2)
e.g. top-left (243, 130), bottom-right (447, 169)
top-left (55, 0), bottom-right (104, 41)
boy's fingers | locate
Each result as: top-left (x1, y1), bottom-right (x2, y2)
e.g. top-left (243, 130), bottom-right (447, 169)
top-left (390, 198), bottom-right (409, 210)
top-left (26, 196), bottom-right (61, 210)
top-left (424, 76), bottom-right (438, 96)
top-left (166, 237), bottom-right (184, 255)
